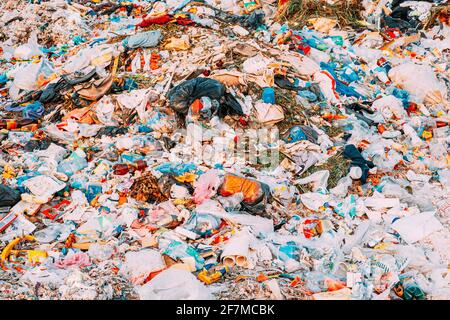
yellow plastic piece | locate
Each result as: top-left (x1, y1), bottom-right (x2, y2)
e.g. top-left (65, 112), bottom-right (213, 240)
top-left (27, 250), bottom-right (48, 264)
top-left (198, 268), bottom-right (227, 285)
top-left (173, 199), bottom-right (190, 205)
top-left (10, 250), bottom-right (48, 264)
top-left (2, 165), bottom-right (16, 179)
top-left (175, 172), bottom-right (196, 183)
top-left (374, 243), bottom-right (390, 250)
top-left (1, 235), bottom-right (36, 266)
top-left (111, 55), bottom-right (120, 77)
top-left (421, 130), bottom-right (433, 140)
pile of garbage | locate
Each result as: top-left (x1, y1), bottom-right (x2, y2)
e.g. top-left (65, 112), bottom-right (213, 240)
top-left (0, 0), bottom-right (449, 300)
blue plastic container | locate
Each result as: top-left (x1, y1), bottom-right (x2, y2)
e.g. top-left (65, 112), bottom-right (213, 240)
top-left (262, 87), bottom-right (276, 104)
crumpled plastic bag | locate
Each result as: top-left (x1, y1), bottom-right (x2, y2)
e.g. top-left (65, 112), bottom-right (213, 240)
top-left (193, 169), bottom-right (222, 204)
top-left (372, 95), bottom-right (407, 121)
top-left (10, 59), bottom-right (55, 95)
top-left (300, 192), bottom-right (330, 211)
top-left (242, 54), bottom-right (272, 75)
top-left (388, 63), bottom-right (447, 105)
top-left (6, 101), bottom-right (45, 120)
top-left (34, 223), bottom-right (75, 243)
top-left (0, 185), bottom-right (21, 207)
top-left (294, 170), bottom-right (330, 192)
top-left (313, 71), bottom-right (340, 105)
top-left (116, 89), bottom-right (160, 122)
top-left (184, 212), bottom-right (222, 237)
top-left (21, 265), bottom-right (68, 286)
top-left (137, 268), bottom-right (213, 300)
top-left (391, 211), bottom-right (444, 244)
top-left (119, 249), bottom-right (166, 285)
top-left (162, 240), bottom-right (205, 271)
top-left (281, 140), bottom-right (323, 175)
top-left (168, 78), bottom-right (225, 114)
top-left (94, 96), bottom-right (118, 126)
top-left (123, 30), bottom-right (163, 49)
top-left (63, 45), bottom-right (114, 73)
top-left (13, 31), bottom-right (42, 60)
top-left (55, 252), bottom-right (91, 269)
top-left (219, 174), bottom-right (272, 216)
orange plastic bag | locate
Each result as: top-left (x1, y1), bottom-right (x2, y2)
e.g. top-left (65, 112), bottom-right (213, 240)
top-left (219, 174), bottom-right (261, 203)
top-left (325, 278), bottom-right (346, 292)
top-left (62, 106), bottom-right (99, 125)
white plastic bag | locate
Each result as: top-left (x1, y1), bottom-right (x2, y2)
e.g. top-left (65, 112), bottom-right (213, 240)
top-left (371, 95), bottom-right (407, 121)
top-left (388, 63), bottom-right (447, 105)
top-left (300, 192), bottom-right (330, 211)
top-left (11, 59), bottom-right (54, 93)
top-left (242, 55), bottom-right (271, 75)
top-left (137, 268), bottom-right (213, 300)
top-left (294, 170), bottom-right (329, 192)
top-left (391, 211), bottom-right (444, 244)
top-left (120, 250), bottom-right (166, 285)
top-left (13, 31), bottom-right (42, 60)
